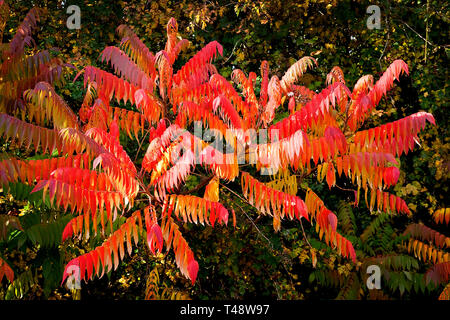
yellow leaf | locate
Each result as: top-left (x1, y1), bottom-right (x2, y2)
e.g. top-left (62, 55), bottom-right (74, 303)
top-left (204, 176), bottom-right (219, 202)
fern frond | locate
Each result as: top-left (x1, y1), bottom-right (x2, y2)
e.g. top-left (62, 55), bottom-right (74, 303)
top-left (336, 273), bottom-right (360, 299)
top-left (159, 287), bottom-right (191, 300)
top-left (309, 269), bottom-right (348, 288)
top-left (337, 201), bottom-right (356, 236)
top-left (144, 266), bottom-right (160, 300)
top-left (369, 254), bottom-right (419, 271)
top-left (144, 265), bottom-right (190, 299)
top-left (360, 213), bottom-right (391, 242)
top-left (384, 270), bottom-right (430, 295)
top-left (25, 214), bottom-right (72, 248)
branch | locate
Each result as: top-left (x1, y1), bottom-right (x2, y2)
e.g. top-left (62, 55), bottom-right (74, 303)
top-left (179, 174), bottom-right (214, 195)
top-left (398, 19), bottom-right (436, 48)
top-left (219, 182), bottom-right (274, 249)
top-left (220, 38), bottom-right (243, 66)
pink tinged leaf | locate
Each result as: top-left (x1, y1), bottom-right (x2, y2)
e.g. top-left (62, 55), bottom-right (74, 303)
top-left (327, 212), bottom-right (338, 232)
top-left (219, 206), bottom-right (229, 225)
top-left (298, 199), bottom-right (309, 221)
top-left (151, 224), bottom-right (163, 253)
top-left (146, 231), bottom-right (155, 255)
top-left (109, 117), bottom-right (120, 141)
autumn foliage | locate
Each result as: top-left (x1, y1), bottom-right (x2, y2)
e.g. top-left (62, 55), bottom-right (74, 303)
top-left (0, 4), bottom-right (447, 300)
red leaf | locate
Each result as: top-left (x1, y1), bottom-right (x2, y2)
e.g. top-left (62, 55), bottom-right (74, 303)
top-left (327, 212), bottom-right (338, 232)
top-left (187, 259), bottom-right (199, 285)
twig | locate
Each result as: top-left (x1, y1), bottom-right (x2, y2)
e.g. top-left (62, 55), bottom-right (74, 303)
top-left (334, 184), bottom-right (356, 193)
top-left (299, 219), bottom-right (313, 250)
top-left (399, 19), bottom-right (435, 48)
top-left (134, 130), bottom-right (150, 162)
top-left (378, 6), bottom-right (391, 70)
top-left (179, 174), bottom-right (214, 195)
top-left (220, 182), bottom-right (274, 248)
